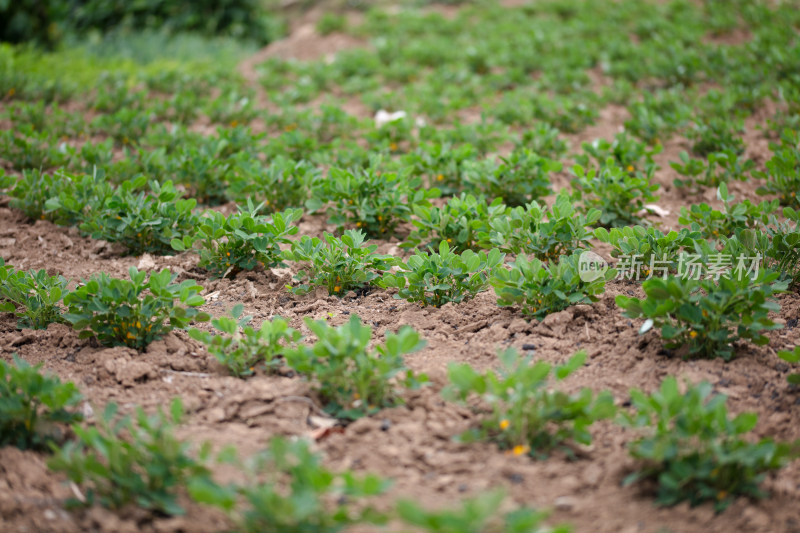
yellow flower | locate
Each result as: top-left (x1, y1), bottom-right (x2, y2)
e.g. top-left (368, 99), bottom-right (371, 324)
top-left (230, 120), bottom-right (238, 127)
top-left (353, 392), bottom-right (360, 400)
top-left (626, 165), bottom-right (634, 172)
top-left (447, 238), bottom-right (452, 243)
top-left (136, 321), bottom-right (141, 328)
top-left (702, 310), bottom-right (708, 318)
top-left (334, 285), bottom-right (341, 292)
top-left (390, 142), bottom-right (398, 151)
top-left (126, 332), bottom-right (135, 339)
top-left (689, 330), bottom-right (698, 338)
top-left (717, 490), bottom-right (727, 501)
top-left (499, 419), bottom-right (510, 430)
top-left (436, 174), bottom-right (444, 181)
top-left (7, 88), bottom-right (15, 97)
top-left (226, 251), bottom-right (231, 257)
top-left (512, 444), bottom-right (530, 456)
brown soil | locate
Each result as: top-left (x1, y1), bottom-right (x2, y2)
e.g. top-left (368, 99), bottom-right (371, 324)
top-left (3, 8), bottom-right (800, 533)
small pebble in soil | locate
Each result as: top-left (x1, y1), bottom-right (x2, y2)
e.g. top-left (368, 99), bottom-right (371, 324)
top-left (507, 473), bottom-right (524, 484)
top-left (522, 343), bottom-right (536, 351)
top-left (458, 484), bottom-right (468, 493)
top-left (787, 318), bottom-right (798, 329)
top-left (380, 419), bottom-right (391, 431)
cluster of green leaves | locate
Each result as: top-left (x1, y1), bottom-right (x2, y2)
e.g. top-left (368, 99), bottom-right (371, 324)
top-left (380, 241), bottom-right (504, 308)
top-left (678, 183), bottom-right (777, 239)
top-left (1, 0), bottom-right (277, 46)
top-left (397, 489), bottom-right (569, 533)
top-left (191, 436), bottom-right (389, 533)
top-left (0, 126), bottom-right (72, 171)
top-left (0, 259), bottom-right (69, 329)
top-left (462, 149), bottom-right (558, 207)
top-left (617, 272), bottom-right (786, 361)
top-left (492, 253), bottom-right (614, 321)
top-left (571, 159), bottom-right (659, 227)
top-left (621, 378), bottom-right (800, 512)
top-left (671, 150), bottom-right (754, 190)
top-left (777, 346), bottom-right (800, 385)
top-left (284, 315), bottom-right (427, 420)
top-left (755, 129), bottom-right (800, 208)
top-left (576, 132), bottom-right (661, 175)
top-left (403, 194), bottom-right (506, 253)
top-left (49, 399), bottom-right (212, 516)
top-left (0, 355), bottom-right (83, 451)
top-left (8, 168), bottom-right (74, 221)
top-left (283, 229), bottom-right (396, 296)
top-left (403, 141), bottom-right (479, 194)
top-left (308, 166), bottom-right (439, 238)
top-left (171, 203), bottom-right (301, 279)
top-left (189, 304), bottom-right (300, 378)
top-left (594, 226), bottom-right (701, 275)
top-left (64, 267), bottom-right (209, 350)
top-left (445, 350), bottom-right (615, 457)
top-left (80, 177), bottom-right (198, 256)
top-left (483, 192), bottom-right (600, 260)
top-left (227, 155), bottom-right (322, 211)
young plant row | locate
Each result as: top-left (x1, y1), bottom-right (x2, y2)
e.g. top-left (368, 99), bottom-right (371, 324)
top-left (3, 340), bottom-right (799, 524)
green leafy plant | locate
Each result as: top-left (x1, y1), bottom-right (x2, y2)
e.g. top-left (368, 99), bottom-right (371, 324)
top-left (755, 129), bottom-right (800, 208)
top-left (380, 241), bottom-right (504, 308)
top-left (462, 149), bottom-right (558, 207)
top-left (481, 192), bottom-right (600, 260)
top-left (777, 346), bottom-right (800, 385)
top-left (0, 355), bottom-right (83, 451)
top-left (444, 350), bottom-right (615, 457)
top-left (308, 165), bottom-right (439, 238)
top-left (316, 13), bottom-right (347, 35)
top-left (189, 304), bottom-right (300, 378)
top-left (283, 315), bottom-right (427, 419)
top-left (0, 259), bottom-right (69, 329)
top-left (677, 183), bottom-right (777, 239)
top-left (620, 377), bottom-right (800, 512)
top-left (171, 203), bottom-right (301, 279)
top-left (616, 272), bottom-right (786, 361)
top-left (49, 398), bottom-right (212, 516)
top-left (594, 225), bottom-right (702, 277)
top-left (688, 117), bottom-right (745, 157)
top-left (64, 267), bottom-right (210, 350)
top-left (491, 252), bottom-right (614, 321)
top-left (283, 229), bottom-right (396, 296)
top-left (576, 132), bottom-right (661, 175)
top-left (227, 154), bottom-right (321, 211)
top-left (403, 141), bottom-right (479, 193)
top-left (403, 194), bottom-right (507, 253)
top-left (671, 150), bottom-right (755, 190)
top-left (396, 489), bottom-right (570, 533)
top-left (763, 208), bottom-right (800, 288)
top-left (81, 177), bottom-right (198, 256)
top-left (0, 127), bottom-right (73, 171)
top-left (571, 159), bottom-right (659, 227)
top-left (7, 168), bottom-right (71, 221)
top-left (43, 168), bottom-right (114, 227)
top-left (190, 436), bottom-right (389, 533)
